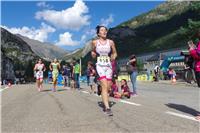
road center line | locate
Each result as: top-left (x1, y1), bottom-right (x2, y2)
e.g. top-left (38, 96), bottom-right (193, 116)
top-left (165, 111), bottom-right (200, 122)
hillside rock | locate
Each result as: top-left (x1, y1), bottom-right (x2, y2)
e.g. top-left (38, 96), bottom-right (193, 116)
top-left (17, 35), bottom-right (69, 60)
top-left (1, 27), bottom-right (39, 81)
top-left (106, 1), bottom-right (200, 58)
top-left (108, 27), bottom-right (136, 39)
top-left (1, 53), bottom-right (15, 81)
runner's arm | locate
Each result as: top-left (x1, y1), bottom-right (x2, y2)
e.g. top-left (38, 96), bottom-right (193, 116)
top-left (58, 63), bottom-right (61, 70)
top-left (110, 40), bottom-right (117, 61)
top-left (91, 40), bottom-right (97, 59)
top-left (43, 64), bottom-right (46, 71)
top-left (92, 69), bottom-right (96, 76)
top-left (49, 63), bottom-right (52, 71)
top-left (33, 64), bottom-right (37, 71)
top-left (128, 58), bottom-right (136, 65)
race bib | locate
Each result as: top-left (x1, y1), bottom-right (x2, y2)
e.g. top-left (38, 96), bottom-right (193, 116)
top-left (38, 71), bottom-right (43, 76)
top-left (97, 56), bottom-right (110, 64)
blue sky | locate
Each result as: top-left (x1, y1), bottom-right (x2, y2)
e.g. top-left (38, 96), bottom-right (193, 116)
top-left (2, 0), bottom-right (164, 51)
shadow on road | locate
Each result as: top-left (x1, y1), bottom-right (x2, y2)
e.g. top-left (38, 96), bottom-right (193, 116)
top-left (98, 101), bottom-right (116, 110)
top-left (40, 89), bottom-right (68, 92)
top-left (57, 89), bottom-right (68, 92)
top-left (40, 89), bottom-right (52, 92)
top-left (165, 103), bottom-right (200, 116)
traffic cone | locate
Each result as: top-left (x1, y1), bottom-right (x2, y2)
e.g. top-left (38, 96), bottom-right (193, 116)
top-left (8, 82), bottom-right (12, 88)
top-left (172, 77), bottom-right (176, 84)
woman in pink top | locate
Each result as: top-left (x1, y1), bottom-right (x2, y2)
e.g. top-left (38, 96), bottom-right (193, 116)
top-left (110, 79), bottom-right (131, 99)
top-left (120, 79), bottom-right (131, 99)
top-left (110, 79), bottom-right (120, 98)
top-left (189, 30), bottom-right (200, 87)
top-left (188, 30), bottom-right (200, 121)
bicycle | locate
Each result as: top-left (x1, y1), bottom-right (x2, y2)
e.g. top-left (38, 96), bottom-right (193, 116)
top-left (184, 67), bottom-right (196, 84)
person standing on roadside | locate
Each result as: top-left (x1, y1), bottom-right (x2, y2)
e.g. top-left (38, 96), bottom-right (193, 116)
top-left (127, 55), bottom-right (138, 96)
top-left (74, 60), bottom-right (80, 90)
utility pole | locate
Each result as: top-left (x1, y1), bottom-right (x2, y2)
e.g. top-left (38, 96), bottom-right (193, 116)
top-left (79, 58), bottom-right (82, 76)
top-left (159, 53), bottom-right (162, 66)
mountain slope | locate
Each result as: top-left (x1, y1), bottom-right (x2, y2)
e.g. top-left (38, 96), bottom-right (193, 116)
top-left (107, 1), bottom-right (200, 58)
top-left (17, 35), bottom-right (69, 60)
top-left (62, 48), bottom-right (84, 61)
top-left (1, 27), bottom-right (39, 81)
top-left (120, 1), bottom-right (191, 29)
top-left (80, 1), bottom-right (200, 72)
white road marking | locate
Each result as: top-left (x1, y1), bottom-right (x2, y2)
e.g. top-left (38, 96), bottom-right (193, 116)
top-left (119, 99), bottom-right (141, 106)
top-left (81, 91), bottom-right (89, 94)
top-left (80, 90), bottom-right (141, 106)
top-left (166, 111), bottom-right (200, 122)
top-left (94, 94), bottom-right (101, 97)
top-left (0, 86), bottom-right (9, 92)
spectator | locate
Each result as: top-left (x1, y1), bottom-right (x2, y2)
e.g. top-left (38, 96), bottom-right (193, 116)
top-left (110, 79), bottom-right (131, 99)
top-left (120, 79), bottom-right (131, 98)
top-left (144, 63), bottom-right (150, 81)
top-left (88, 61), bottom-right (96, 94)
top-left (168, 68), bottom-right (173, 80)
top-left (154, 65), bottom-right (160, 81)
top-left (189, 30), bottom-right (200, 87)
top-left (86, 66), bottom-right (90, 86)
top-left (74, 60), bottom-right (80, 90)
top-left (62, 63), bottom-right (71, 87)
top-left (127, 54), bottom-right (138, 95)
top-left (110, 79), bottom-right (120, 98)
top-left (172, 69), bottom-right (176, 79)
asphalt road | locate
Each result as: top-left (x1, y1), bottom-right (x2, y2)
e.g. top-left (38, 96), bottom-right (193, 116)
top-left (1, 81), bottom-right (200, 132)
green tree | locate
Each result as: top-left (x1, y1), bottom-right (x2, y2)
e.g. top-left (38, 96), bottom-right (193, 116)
top-left (191, 1), bottom-right (200, 12)
top-left (136, 59), bottom-right (144, 72)
top-left (24, 60), bottom-right (34, 82)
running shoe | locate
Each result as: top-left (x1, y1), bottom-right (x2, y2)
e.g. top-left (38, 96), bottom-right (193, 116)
top-left (105, 108), bottom-right (113, 116)
top-left (103, 107), bottom-right (106, 112)
top-left (132, 93), bottom-right (138, 97)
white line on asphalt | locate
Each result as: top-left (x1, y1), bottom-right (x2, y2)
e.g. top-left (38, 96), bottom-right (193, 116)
top-left (80, 90), bottom-right (140, 106)
top-left (119, 100), bottom-right (141, 106)
top-left (81, 91), bottom-right (89, 94)
top-left (166, 111), bottom-right (200, 122)
top-left (94, 94), bottom-right (100, 97)
top-left (0, 86), bottom-right (9, 92)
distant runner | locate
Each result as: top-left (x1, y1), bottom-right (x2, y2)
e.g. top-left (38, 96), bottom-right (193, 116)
top-left (34, 59), bottom-right (46, 92)
top-left (87, 61), bottom-right (96, 94)
top-left (49, 58), bottom-right (61, 92)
